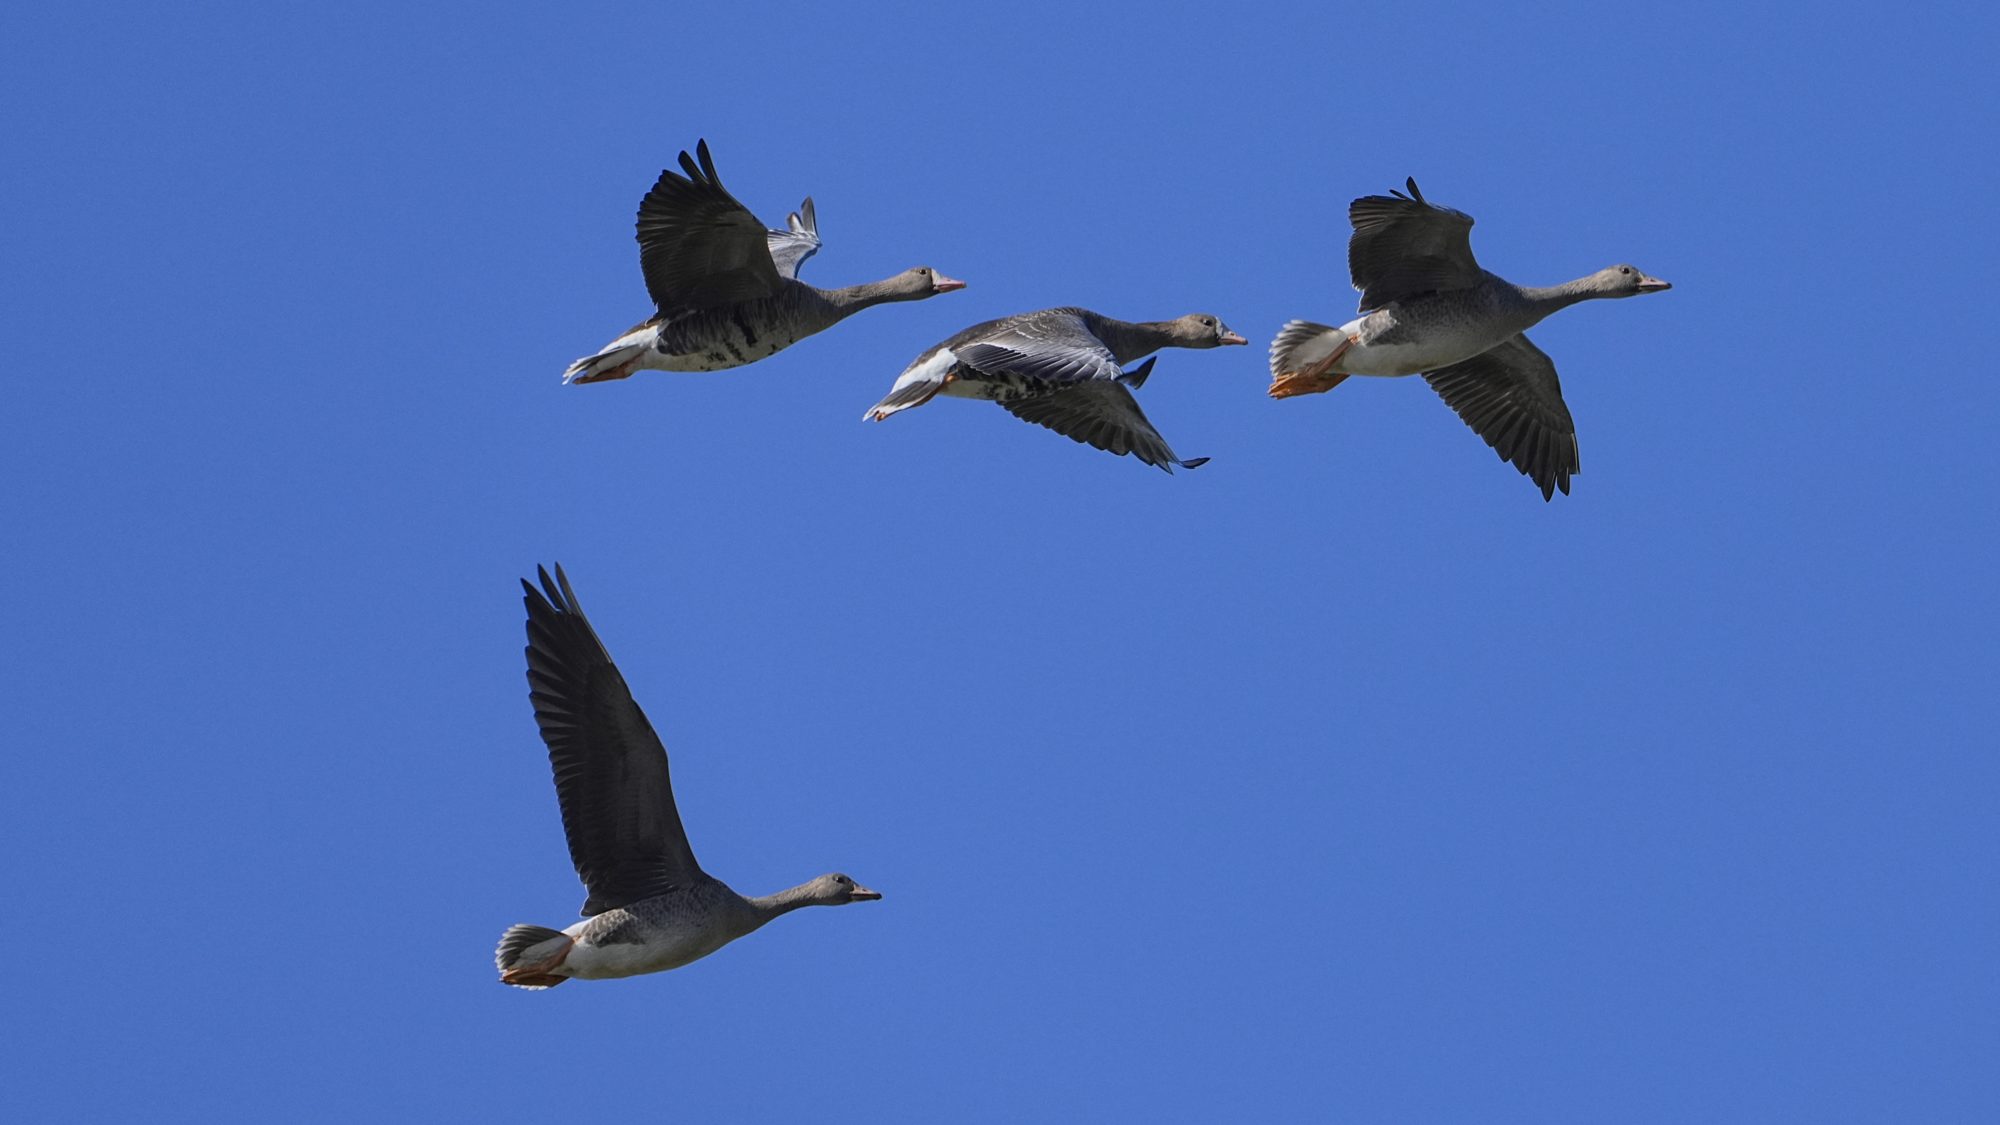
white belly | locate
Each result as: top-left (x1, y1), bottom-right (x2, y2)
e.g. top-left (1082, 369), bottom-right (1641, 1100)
top-left (558, 920), bottom-right (736, 980)
top-left (1329, 316), bottom-right (1434, 377)
top-left (1337, 313), bottom-right (1525, 378)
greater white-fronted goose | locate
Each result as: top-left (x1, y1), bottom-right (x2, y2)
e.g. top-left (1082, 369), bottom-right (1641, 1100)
top-left (496, 566), bottom-right (879, 989)
top-left (865, 307), bottom-right (1246, 472)
top-left (1269, 179), bottom-right (1670, 499)
top-left (563, 140), bottom-right (964, 384)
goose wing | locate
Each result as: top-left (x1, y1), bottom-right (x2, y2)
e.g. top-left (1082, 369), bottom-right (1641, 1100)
top-left (1423, 333), bottom-right (1578, 500)
top-left (634, 140), bottom-right (784, 317)
top-left (522, 565), bottom-right (702, 916)
top-left (766, 197), bottom-right (821, 281)
top-left (1000, 377), bottom-right (1207, 472)
top-left (1348, 177), bottom-right (1484, 312)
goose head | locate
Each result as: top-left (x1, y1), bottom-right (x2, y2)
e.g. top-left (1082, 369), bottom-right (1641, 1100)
top-left (808, 872), bottom-right (882, 905)
top-left (1594, 264), bottom-right (1672, 298)
top-left (1166, 313), bottom-right (1248, 348)
top-left (888, 266), bottom-right (966, 300)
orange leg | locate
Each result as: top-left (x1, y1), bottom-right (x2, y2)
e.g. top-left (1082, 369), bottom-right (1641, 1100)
top-left (1269, 337), bottom-right (1354, 399)
top-left (573, 360), bottom-right (638, 385)
top-left (500, 937), bottom-right (575, 988)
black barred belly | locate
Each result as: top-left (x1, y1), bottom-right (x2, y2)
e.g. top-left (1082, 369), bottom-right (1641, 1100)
top-left (656, 308), bottom-right (810, 372)
top-left (957, 368), bottom-right (1055, 403)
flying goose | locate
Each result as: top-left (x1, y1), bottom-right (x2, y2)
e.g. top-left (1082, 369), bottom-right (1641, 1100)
top-left (865, 307), bottom-right (1246, 472)
top-left (563, 140), bottom-right (964, 384)
top-left (1269, 179), bottom-right (1670, 499)
top-left (496, 565), bottom-right (880, 988)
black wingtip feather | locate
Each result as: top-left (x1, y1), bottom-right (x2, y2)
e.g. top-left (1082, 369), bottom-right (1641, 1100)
top-left (551, 563), bottom-right (579, 612)
top-left (525, 563), bottom-right (582, 619)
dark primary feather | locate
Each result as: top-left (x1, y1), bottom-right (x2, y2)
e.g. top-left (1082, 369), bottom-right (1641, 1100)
top-left (523, 565), bottom-right (702, 916)
top-left (1348, 177), bottom-right (1484, 312)
top-left (1423, 334), bottom-right (1579, 500)
top-left (634, 139), bottom-right (783, 317)
top-left (1001, 381), bottom-right (1204, 472)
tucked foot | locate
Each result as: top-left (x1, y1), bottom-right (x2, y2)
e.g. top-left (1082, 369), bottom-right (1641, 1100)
top-left (1269, 369), bottom-right (1350, 398)
top-left (1268, 334), bottom-right (1353, 399)
top-left (570, 361), bottom-right (637, 385)
top-left (500, 966), bottom-right (568, 987)
top-left (499, 936), bottom-right (575, 988)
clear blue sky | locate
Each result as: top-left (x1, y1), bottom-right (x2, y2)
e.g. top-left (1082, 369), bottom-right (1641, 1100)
top-left (4, 2), bottom-right (1996, 1120)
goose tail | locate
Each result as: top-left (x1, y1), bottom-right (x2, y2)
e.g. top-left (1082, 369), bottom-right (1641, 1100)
top-left (864, 347), bottom-right (957, 421)
top-left (563, 323), bottom-right (660, 384)
top-left (1268, 320), bottom-right (1352, 399)
top-left (495, 924), bottom-right (574, 989)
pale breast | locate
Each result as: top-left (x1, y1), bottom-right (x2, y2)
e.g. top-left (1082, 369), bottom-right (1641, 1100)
top-left (1339, 302), bottom-right (1524, 378)
top-left (557, 887), bottom-right (744, 979)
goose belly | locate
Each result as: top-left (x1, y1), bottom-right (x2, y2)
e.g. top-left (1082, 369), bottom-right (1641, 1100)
top-left (1338, 309), bottom-right (1520, 377)
top-left (558, 916), bottom-right (736, 979)
top-left (644, 320), bottom-right (816, 372)
top-left (1338, 337), bottom-right (1448, 378)
top-left (940, 368), bottom-right (1046, 402)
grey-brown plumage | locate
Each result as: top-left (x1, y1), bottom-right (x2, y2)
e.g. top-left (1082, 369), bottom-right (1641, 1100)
top-left (1269, 178), bottom-right (1670, 500)
top-left (864, 307), bottom-right (1247, 472)
top-left (563, 140), bottom-right (964, 383)
top-left (496, 566), bottom-right (880, 989)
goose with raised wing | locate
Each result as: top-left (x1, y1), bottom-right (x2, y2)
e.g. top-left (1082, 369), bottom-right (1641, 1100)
top-left (495, 565), bottom-right (880, 989)
top-left (564, 140), bottom-right (964, 384)
top-left (865, 307), bottom-right (1246, 472)
top-left (1268, 179), bottom-right (1670, 499)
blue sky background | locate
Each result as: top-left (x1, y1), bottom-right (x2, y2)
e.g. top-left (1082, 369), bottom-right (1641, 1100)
top-left (4, 1), bottom-right (1996, 1120)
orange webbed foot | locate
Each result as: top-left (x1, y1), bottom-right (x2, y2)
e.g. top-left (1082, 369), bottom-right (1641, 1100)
top-left (1269, 370), bottom-right (1351, 398)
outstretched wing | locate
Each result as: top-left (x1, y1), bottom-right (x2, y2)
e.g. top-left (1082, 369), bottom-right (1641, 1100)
top-left (634, 140), bottom-right (784, 317)
top-left (1348, 177), bottom-right (1484, 312)
top-left (1423, 333), bottom-right (1578, 500)
top-left (1001, 378), bottom-right (1208, 472)
top-left (766, 197), bottom-right (821, 281)
top-left (522, 565), bottom-right (703, 916)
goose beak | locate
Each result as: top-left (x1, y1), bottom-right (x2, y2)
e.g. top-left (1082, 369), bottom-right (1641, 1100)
top-left (1220, 331), bottom-right (1248, 346)
top-left (848, 884), bottom-right (883, 901)
top-left (932, 274), bottom-right (967, 293)
top-left (1636, 275), bottom-right (1671, 293)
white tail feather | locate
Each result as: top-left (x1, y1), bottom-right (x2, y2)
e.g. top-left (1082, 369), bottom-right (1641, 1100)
top-left (563, 324), bottom-right (660, 384)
